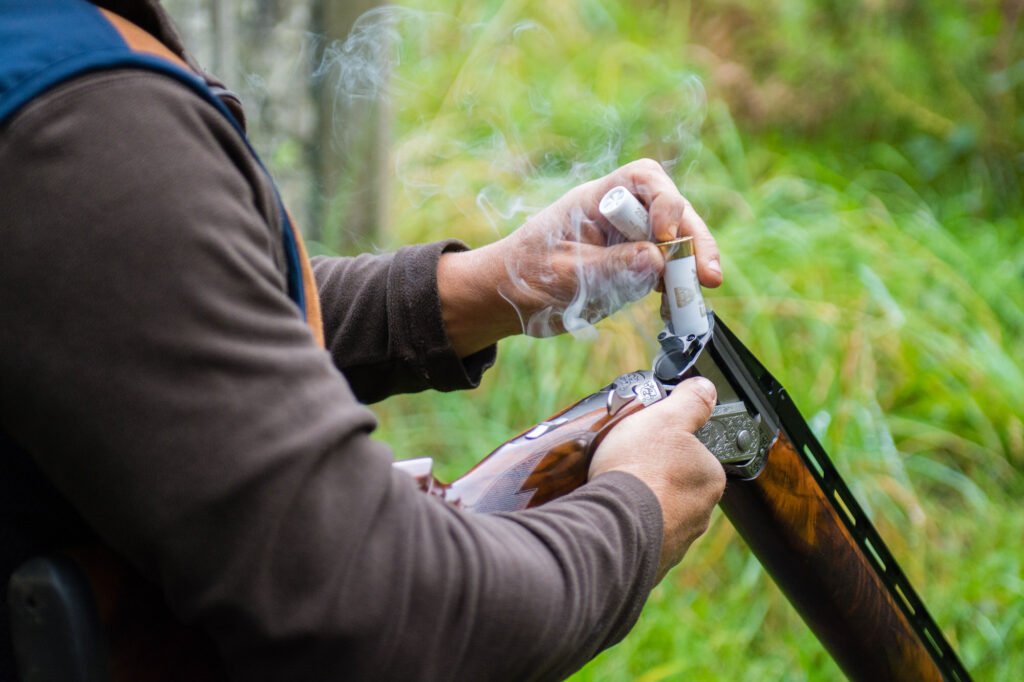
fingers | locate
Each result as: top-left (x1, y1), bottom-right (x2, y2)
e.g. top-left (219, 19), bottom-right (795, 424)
top-left (588, 373), bottom-right (723, 580)
top-left (590, 159), bottom-right (723, 288)
top-left (656, 376), bottom-right (717, 433)
top-left (547, 241), bottom-right (662, 321)
top-left (595, 241), bottom-right (664, 282)
top-left (514, 158), bottom-right (720, 337)
top-left (558, 205), bottom-right (609, 247)
top-left (650, 194), bottom-right (722, 288)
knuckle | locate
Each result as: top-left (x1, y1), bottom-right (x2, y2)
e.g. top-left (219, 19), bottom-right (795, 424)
top-left (692, 510), bottom-right (715, 538)
top-left (638, 156), bottom-right (663, 173)
top-left (689, 440), bottom-right (726, 496)
top-left (708, 463), bottom-right (727, 499)
top-left (629, 157), bottom-right (663, 175)
top-left (695, 520), bottom-right (711, 539)
top-left (553, 241), bottom-right (576, 257)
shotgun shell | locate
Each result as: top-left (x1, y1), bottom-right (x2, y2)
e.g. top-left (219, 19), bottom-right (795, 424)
top-left (658, 236), bottom-right (709, 337)
top-left (599, 186), bottom-right (651, 241)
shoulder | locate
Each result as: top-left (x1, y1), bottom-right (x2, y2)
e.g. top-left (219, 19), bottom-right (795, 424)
top-left (0, 67), bottom-right (285, 273)
top-left (2, 68), bottom-right (262, 191)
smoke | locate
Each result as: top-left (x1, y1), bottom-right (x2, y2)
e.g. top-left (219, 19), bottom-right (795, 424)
top-left (507, 72), bottom-right (706, 339)
top-left (660, 74), bottom-right (707, 179)
top-left (475, 185), bottom-right (542, 235)
top-left (489, 85), bottom-right (706, 340)
top-left (557, 209), bottom-right (661, 340)
top-left (498, 205), bottom-right (661, 340)
top-left (311, 8), bottom-right (409, 100)
top-left (303, 5), bottom-right (708, 340)
top-left (308, 7), bottom-right (411, 145)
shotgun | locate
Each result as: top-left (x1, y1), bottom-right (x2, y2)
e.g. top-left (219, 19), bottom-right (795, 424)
top-left (8, 312), bottom-right (971, 680)
top-left (394, 312), bottom-right (972, 681)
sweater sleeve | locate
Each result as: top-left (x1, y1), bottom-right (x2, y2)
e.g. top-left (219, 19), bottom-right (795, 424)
top-left (0, 71), bottom-right (663, 681)
top-left (312, 246), bottom-right (497, 404)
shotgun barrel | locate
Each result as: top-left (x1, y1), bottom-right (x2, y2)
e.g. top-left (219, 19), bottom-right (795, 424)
top-left (707, 316), bottom-right (969, 681)
top-left (403, 314), bottom-right (971, 681)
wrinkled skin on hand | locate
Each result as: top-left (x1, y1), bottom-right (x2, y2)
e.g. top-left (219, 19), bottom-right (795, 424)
top-left (590, 376), bottom-right (726, 580)
top-left (495, 158), bottom-right (722, 338)
top-left (436, 159), bottom-right (722, 356)
top-left (500, 205), bottom-right (660, 338)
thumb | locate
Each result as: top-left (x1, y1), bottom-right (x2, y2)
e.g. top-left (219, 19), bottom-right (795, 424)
top-left (660, 377), bottom-right (717, 433)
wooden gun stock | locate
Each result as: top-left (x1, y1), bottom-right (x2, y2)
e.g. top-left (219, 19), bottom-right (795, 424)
top-left (395, 385), bottom-right (649, 513)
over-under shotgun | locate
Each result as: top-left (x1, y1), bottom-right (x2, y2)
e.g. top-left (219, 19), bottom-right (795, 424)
top-left (397, 313), bottom-right (971, 681)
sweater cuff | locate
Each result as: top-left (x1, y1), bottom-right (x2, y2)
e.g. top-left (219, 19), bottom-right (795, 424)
top-left (388, 239), bottom-right (497, 392)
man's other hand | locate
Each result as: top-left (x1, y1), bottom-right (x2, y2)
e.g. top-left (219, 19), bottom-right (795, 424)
top-left (589, 377), bottom-right (725, 580)
top-left (437, 159), bottom-right (721, 356)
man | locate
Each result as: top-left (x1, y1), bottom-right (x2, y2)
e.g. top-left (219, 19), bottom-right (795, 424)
top-left (0, 0), bottom-right (726, 679)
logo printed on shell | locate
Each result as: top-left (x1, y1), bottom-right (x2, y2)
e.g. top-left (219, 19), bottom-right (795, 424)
top-left (673, 286), bottom-right (696, 308)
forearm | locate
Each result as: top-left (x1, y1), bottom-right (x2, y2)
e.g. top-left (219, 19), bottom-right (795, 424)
top-left (257, 464), bottom-right (663, 682)
top-left (312, 241), bottom-right (497, 402)
top-left (436, 241), bottom-right (521, 357)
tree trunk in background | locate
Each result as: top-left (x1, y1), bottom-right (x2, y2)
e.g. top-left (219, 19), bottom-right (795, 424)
top-left (308, 0), bottom-right (390, 251)
top-left (209, 0), bottom-right (238, 90)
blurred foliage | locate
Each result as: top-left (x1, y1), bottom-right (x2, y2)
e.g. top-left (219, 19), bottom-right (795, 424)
top-left (354, 0), bottom-right (1024, 679)
top-left (164, 0), bottom-right (1024, 679)
top-left (159, 0), bottom-right (1024, 671)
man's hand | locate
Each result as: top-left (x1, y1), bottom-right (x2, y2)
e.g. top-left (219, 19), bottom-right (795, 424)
top-left (589, 377), bottom-right (725, 580)
top-left (437, 159), bottom-right (722, 356)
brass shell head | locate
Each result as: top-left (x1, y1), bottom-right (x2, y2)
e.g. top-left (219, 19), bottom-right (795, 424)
top-left (656, 236), bottom-right (695, 261)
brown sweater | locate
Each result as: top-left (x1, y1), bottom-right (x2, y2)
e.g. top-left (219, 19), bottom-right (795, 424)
top-left (0, 3), bottom-right (662, 680)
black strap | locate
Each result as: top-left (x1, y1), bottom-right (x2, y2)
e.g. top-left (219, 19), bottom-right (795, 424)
top-left (8, 555), bottom-right (110, 682)
top-left (1, 432), bottom-right (95, 680)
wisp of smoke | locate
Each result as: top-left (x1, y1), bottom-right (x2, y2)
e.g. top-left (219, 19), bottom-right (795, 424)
top-left (311, 5), bottom-right (708, 341)
top-left (309, 6), bottom-right (437, 146)
top-left (559, 209), bottom-right (661, 339)
top-left (311, 7), bottom-right (405, 100)
top-left (500, 206), bottom-right (661, 340)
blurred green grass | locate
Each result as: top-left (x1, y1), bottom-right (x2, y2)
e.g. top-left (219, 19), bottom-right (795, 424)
top-left (322, 1), bottom-right (1021, 678)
